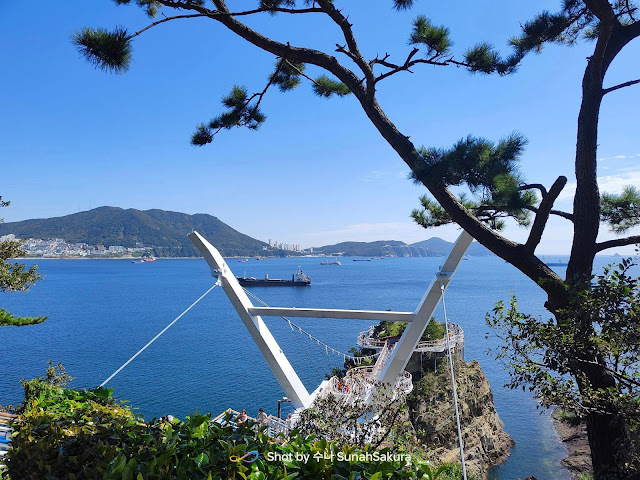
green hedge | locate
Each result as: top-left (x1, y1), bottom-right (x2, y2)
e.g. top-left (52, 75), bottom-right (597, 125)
top-left (3, 383), bottom-right (464, 480)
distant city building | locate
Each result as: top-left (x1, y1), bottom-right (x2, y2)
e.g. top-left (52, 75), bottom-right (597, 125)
top-left (267, 239), bottom-right (304, 253)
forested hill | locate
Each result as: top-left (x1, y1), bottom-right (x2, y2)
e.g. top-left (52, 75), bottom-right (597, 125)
top-left (411, 238), bottom-right (494, 257)
top-left (315, 238), bottom-right (494, 257)
top-left (2, 207), bottom-right (267, 257)
top-left (315, 240), bottom-right (432, 257)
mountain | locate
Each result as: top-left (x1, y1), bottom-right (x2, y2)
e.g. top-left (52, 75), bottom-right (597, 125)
top-left (314, 240), bottom-right (433, 257)
top-left (411, 238), bottom-right (494, 257)
top-left (1, 207), bottom-right (267, 257)
top-left (315, 238), bottom-right (495, 257)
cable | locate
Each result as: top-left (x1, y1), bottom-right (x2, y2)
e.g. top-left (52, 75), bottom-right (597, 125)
top-left (441, 282), bottom-right (467, 480)
top-left (98, 283), bottom-right (219, 388)
top-left (241, 287), bottom-right (380, 363)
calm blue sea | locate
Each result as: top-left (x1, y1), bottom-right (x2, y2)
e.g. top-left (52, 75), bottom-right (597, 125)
top-left (1, 254), bottom-right (629, 478)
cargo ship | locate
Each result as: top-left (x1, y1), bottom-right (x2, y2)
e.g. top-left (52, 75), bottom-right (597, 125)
top-left (237, 266), bottom-right (311, 286)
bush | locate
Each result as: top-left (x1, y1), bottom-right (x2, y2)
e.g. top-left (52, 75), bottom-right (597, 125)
top-left (375, 318), bottom-right (445, 342)
top-left (5, 380), bottom-right (459, 480)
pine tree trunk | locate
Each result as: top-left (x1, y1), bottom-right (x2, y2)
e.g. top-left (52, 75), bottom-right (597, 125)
top-left (565, 34), bottom-right (632, 478)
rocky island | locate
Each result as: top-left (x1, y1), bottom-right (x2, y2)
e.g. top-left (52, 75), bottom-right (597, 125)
top-left (351, 319), bottom-right (513, 478)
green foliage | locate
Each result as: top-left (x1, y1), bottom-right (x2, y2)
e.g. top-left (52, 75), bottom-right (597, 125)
top-left (260, 0), bottom-right (296, 13)
top-left (6, 378), bottom-right (445, 480)
top-left (110, 0), bottom-right (203, 17)
top-left (487, 258), bottom-right (640, 472)
top-left (72, 26), bottom-right (132, 73)
top-left (601, 185), bottom-right (640, 233)
top-left (392, 0), bottom-right (414, 11)
top-left (555, 408), bottom-right (581, 426)
top-left (312, 75), bottom-right (351, 98)
top-left (1, 196), bottom-right (44, 326)
top-left (21, 361), bottom-right (74, 407)
top-left (508, 3), bottom-right (598, 58)
top-left (436, 462), bottom-right (481, 480)
top-left (0, 308), bottom-right (46, 326)
top-left (410, 16), bottom-right (451, 56)
top-left (412, 194), bottom-right (477, 229)
top-left (374, 318), bottom-right (446, 342)
top-left (192, 85), bottom-right (266, 146)
top-left (270, 59), bottom-right (305, 92)
top-left (411, 134), bottom-right (535, 230)
top-left (0, 199), bottom-right (42, 293)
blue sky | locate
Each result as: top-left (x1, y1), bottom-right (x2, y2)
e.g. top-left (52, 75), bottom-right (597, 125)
top-left (1, 1), bottom-right (639, 253)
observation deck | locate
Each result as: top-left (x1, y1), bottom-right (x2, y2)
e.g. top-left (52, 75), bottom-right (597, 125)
top-left (357, 323), bottom-right (464, 354)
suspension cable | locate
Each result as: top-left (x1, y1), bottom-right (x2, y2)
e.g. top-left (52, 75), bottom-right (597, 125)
top-left (441, 282), bottom-right (467, 480)
top-left (241, 287), bottom-right (380, 364)
top-left (98, 283), bottom-right (219, 388)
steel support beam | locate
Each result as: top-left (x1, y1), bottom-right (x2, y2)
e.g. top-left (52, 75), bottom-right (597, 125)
top-left (248, 307), bottom-right (414, 322)
top-left (189, 232), bottom-right (311, 409)
top-left (377, 230), bottom-right (473, 386)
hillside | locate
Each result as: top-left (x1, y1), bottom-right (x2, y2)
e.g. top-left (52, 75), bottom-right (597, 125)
top-left (1, 207), bottom-right (267, 257)
top-left (314, 240), bottom-right (435, 257)
top-left (411, 238), bottom-right (494, 257)
top-left (315, 238), bottom-right (494, 257)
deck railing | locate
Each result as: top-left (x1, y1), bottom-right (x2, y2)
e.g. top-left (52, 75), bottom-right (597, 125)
top-left (322, 340), bottom-right (413, 404)
top-left (211, 408), bottom-right (291, 437)
top-left (357, 324), bottom-right (464, 353)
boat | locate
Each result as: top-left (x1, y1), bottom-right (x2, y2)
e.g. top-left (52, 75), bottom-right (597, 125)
top-left (353, 258), bottom-right (372, 262)
top-left (142, 257), bottom-right (156, 262)
top-left (320, 259), bottom-right (341, 265)
top-left (131, 260), bottom-right (145, 264)
top-left (237, 267), bottom-right (311, 286)
top-left (238, 258), bottom-right (249, 263)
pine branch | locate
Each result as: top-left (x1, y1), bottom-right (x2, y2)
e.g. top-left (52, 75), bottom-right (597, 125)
top-left (583, 0), bottom-right (617, 22)
top-left (477, 204), bottom-right (574, 222)
top-left (625, 0), bottom-right (638, 21)
top-left (283, 59), bottom-right (319, 86)
top-left (202, 0), bottom-right (366, 98)
top-left (520, 183), bottom-right (548, 197)
top-left (595, 235), bottom-right (640, 252)
top-left (602, 77), bottom-right (640, 94)
top-left (316, 0), bottom-right (375, 91)
top-left (128, 13), bottom-right (206, 40)
top-left (154, 1), bottom-right (322, 16)
top-left (525, 176), bottom-right (567, 252)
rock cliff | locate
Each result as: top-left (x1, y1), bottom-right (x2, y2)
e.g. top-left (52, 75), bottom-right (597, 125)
top-left (406, 356), bottom-right (513, 478)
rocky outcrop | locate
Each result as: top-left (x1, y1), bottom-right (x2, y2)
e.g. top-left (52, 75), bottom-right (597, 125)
top-left (406, 357), bottom-right (513, 478)
top-left (551, 409), bottom-right (593, 479)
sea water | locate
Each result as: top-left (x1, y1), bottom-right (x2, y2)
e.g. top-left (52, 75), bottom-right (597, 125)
top-left (1, 255), bottom-right (626, 478)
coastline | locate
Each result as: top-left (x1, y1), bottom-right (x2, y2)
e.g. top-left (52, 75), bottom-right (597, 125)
top-left (20, 255), bottom-right (341, 260)
top-left (551, 409), bottom-right (592, 479)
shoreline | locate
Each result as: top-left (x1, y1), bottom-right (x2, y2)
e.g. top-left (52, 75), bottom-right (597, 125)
top-left (18, 256), bottom-right (327, 260)
top-left (551, 409), bottom-right (593, 479)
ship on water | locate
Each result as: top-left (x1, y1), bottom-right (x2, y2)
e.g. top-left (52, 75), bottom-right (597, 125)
top-left (237, 266), bottom-right (311, 286)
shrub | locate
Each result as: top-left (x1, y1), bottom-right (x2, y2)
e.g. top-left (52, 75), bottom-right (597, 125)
top-left (5, 380), bottom-right (459, 479)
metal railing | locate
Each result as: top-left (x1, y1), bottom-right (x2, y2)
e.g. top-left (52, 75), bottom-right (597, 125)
top-left (322, 341), bottom-right (413, 404)
top-left (211, 408), bottom-right (291, 437)
top-left (357, 324), bottom-right (464, 353)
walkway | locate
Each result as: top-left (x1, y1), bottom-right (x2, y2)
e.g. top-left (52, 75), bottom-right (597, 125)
top-left (319, 340), bottom-right (413, 403)
top-left (211, 408), bottom-right (291, 437)
top-left (357, 323), bottom-right (464, 354)
top-left (0, 412), bottom-right (17, 460)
